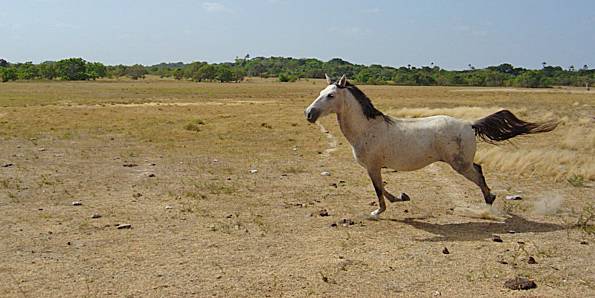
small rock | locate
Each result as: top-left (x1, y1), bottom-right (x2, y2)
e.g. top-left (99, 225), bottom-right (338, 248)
top-left (165, 205), bottom-right (173, 210)
top-left (492, 235), bottom-right (503, 242)
top-left (432, 291), bottom-right (441, 296)
top-left (91, 213), bottom-right (102, 219)
top-left (149, 163), bottom-right (156, 166)
top-left (319, 209), bottom-right (329, 217)
top-left (442, 247), bottom-right (450, 254)
top-left (132, 192), bottom-right (143, 199)
top-left (341, 218), bottom-right (354, 226)
top-left (71, 201), bottom-right (82, 206)
top-left (329, 223), bottom-right (337, 227)
top-left (225, 214), bottom-right (233, 218)
top-left (249, 169), bottom-right (258, 174)
top-left (116, 224), bottom-right (132, 230)
top-left (2, 163), bottom-right (14, 167)
top-left (527, 257), bottom-right (537, 264)
top-left (148, 173), bottom-right (156, 177)
top-left (505, 195), bottom-right (522, 200)
top-left (213, 159), bottom-right (219, 162)
top-left (504, 277), bottom-right (537, 290)
top-left (369, 201), bottom-right (377, 206)
top-left (580, 240), bottom-right (588, 245)
top-left (507, 230), bottom-right (516, 234)
top-left (38, 148), bottom-right (46, 152)
top-left (329, 183), bottom-right (338, 188)
top-left (320, 171), bottom-right (331, 176)
top-left (123, 163), bottom-right (138, 167)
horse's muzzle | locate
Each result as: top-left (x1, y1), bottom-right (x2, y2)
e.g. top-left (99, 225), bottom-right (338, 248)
top-left (305, 108), bottom-right (320, 123)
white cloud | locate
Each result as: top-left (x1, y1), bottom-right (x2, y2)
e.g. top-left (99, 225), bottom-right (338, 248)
top-left (202, 2), bottom-right (230, 13)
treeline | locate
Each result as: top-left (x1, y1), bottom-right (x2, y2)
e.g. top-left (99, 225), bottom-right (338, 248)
top-left (1, 56), bottom-right (593, 88)
top-left (0, 58), bottom-right (149, 82)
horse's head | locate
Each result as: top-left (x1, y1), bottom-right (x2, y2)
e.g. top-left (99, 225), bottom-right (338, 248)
top-left (304, 74), bottom-right (348, 123)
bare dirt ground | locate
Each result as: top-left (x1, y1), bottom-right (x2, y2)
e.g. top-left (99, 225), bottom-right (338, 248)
top-left (0, 78), bottom-right (594, 297)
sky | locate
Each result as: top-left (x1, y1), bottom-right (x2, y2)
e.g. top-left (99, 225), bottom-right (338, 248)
top-left (1, 0), bottom-right (594, 69)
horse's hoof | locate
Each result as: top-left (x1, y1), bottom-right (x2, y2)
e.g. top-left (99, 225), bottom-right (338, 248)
top-left (485, 193), bottom-right (496, 205)
top-left (400, 193), bottom-right (410, 201)
top-left (369, 210), bottom-right (381, 220)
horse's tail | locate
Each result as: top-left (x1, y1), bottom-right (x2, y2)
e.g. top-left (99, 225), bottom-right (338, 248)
top-left (472, 110), bottom-right (558, 143)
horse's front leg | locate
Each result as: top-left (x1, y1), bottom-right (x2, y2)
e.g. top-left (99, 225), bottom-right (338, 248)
top-left (367, 167), bottom-right (386, 219)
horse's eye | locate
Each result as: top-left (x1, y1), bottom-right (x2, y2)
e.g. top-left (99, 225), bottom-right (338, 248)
top-left (328, 94), bottom-right (334, 98)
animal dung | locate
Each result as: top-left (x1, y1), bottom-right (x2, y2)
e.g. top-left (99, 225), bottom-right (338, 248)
top-left (318, 209), bottom-right (329, 217)
top-left (320, 171), bottom-right (331, 176)
top-left (116, 223), bottom-right (132, 229)
top-left (71, 201), bottom-right (82, 206)
top-left (91, 213), bottom-right (102, 219)
top-left (492, 235), bottom-right (503, 242)
top-left (249, 169), bottom-right (258, 174)
top-left (442, 247), bottom-right (450, 254)
top-left (527, 257), bottom-right (537, 264)
top-left (505, 195), bottom-right (522, 200)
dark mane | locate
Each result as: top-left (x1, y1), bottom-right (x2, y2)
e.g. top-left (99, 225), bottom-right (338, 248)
top-left (336, 82), bottom-right (393, 124)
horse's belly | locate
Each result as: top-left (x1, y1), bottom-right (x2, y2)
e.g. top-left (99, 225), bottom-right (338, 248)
top-left (385, 154), bottom-right (436, 171)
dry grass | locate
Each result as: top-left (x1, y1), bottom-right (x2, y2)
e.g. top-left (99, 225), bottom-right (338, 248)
top-left (0, 78), bottom-right (594, 297)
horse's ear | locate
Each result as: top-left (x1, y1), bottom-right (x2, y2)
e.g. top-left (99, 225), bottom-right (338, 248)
top-left (325, 73), bottom-right (332, 85)
top-left (338, 74), bottom-right (347, 87)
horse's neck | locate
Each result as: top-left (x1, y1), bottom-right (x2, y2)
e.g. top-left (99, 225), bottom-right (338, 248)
top-left (336, 102), bottom-right (374, 145)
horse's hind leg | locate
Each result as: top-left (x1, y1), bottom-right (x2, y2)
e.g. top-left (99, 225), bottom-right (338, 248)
top-left (452, 163), bottom-right (496, 205)
top-left (384, 190), bottom-right (410, 202)
top-left (367, 167), bottom-right (387, 219)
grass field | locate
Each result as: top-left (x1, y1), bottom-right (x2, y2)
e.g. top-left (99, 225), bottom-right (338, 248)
top-left (0, 77), bottom-right (593, 297)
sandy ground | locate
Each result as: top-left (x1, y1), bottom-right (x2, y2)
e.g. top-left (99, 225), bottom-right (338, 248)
top-left (0, 79), bottom-right (593, 297)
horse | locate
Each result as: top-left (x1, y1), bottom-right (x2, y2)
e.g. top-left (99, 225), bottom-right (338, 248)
top-left (304, 74), bottom-right (558, 219)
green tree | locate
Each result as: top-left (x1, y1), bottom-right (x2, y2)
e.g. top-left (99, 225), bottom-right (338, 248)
top-left (216, 65), bottom-right (234, 82)
top-left (16, 62), bottom-right (39, 80)
top-left (38, 62), bottom-right (57, 80)
top-left (0, 67), bottom-right (18, 82)
top-left (86, 62), bottom-right (107, 80)
top-left (196, 64), bottom-right (217, 81)
top-left (56, 58), bottom-right (88, 80)
top-left (126, 64), bottom-right (147, 80)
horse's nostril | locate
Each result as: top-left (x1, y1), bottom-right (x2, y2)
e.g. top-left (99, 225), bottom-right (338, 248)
top-left (305, 108), bottom-right (319, 123)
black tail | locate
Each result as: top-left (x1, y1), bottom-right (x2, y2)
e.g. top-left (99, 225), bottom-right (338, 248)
top-left (472, 110), bottom-right (558, 143)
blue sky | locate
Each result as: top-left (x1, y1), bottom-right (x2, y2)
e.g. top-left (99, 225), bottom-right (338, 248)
top-left (1, 0), bottom-right (594, 69)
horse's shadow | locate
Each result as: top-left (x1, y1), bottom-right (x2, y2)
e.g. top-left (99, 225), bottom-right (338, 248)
top-left (388, 214), bottom-right (566, 242)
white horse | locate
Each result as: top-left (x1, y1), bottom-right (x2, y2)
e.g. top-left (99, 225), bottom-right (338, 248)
top-left (305, 75), bottom-right (558, 219)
